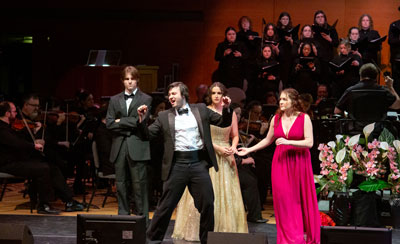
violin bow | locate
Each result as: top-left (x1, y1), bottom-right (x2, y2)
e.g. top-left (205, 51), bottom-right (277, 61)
top-left (17, 107), bottom-right (36, 144)
top-left (246, 111), bottom-right (251, 135)
top-left (66, 104), bottom-right (69, 142)
top-left (41, 102), bottom-right (48, 141)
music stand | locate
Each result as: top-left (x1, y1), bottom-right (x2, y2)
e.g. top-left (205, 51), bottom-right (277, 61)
top-left (86, 50), bottom-right (121, 67)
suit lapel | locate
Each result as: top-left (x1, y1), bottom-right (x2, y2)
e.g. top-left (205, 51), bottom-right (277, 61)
top-left (190, 105), bottom-right (204, 139)
top-left (168, 109), bottom-right (176, 147)
top-left (118, 93), bottom-right (128, 116)
top-left (128, 90), bottom-right (141, 116)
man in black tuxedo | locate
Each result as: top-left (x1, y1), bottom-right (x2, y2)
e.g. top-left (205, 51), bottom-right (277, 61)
top-left (137, 82), bottom-right (232, 244)
top-left (106, 66), bottom-right (152, 221)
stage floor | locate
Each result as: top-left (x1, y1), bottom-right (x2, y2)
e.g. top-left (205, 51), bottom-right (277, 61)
top-left (1, 181), bottom-right (400, 243)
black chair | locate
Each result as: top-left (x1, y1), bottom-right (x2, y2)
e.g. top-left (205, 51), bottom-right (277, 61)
top-left (0, 173), bottom-right (34, 213)
top-left (86, 141), bottom-right (116, 211)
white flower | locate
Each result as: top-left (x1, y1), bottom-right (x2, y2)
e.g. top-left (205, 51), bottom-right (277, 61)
top-left (380, 142), bottom-right (389, 151)
top-left (348, 134), bottom-right (360, 147)
top-left (327, 141), bottom-right (336, 149)
top-left (336, 135), bottom-right (343, 143)
top-left (336, 148), bottom-right (346, 164)
top-left (363, 123), bottom-right (375, 139)
top-left (351, 150), bottom-right (359, 163)
top-left (393, 140), bottom-right (400, 154)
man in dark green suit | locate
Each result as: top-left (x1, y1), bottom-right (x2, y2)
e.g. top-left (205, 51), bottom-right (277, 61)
top-left (106, 66), bottom-right (152, 223)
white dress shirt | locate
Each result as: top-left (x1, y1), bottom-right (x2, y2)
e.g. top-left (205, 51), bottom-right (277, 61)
top-left (174, 104), bottom-right (203, 151)
top-left (125, 88), bottom-right (137, 114)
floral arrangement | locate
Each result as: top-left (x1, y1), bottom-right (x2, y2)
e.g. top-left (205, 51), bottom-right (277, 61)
top-left (316, 123), bottom-right (400, 194)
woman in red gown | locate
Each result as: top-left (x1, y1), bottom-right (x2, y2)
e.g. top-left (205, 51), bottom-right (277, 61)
top-left (238, 88), bottom-right (320, 244)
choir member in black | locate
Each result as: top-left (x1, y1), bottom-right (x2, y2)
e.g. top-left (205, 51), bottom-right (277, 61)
top-left (312, 10), bottom-right (339, 84)
top-left (256, 45), bottom-right (280, 102)
top-left (263, 23), bottom-right (280, 56)
top-left (348, 27), bottom-right (363, 59)
top-left (293, 42), bottom-right (320, 100)
top-left (276, 12), bottom-right (298, 88)
top-left (358, 14), bottom-right (382, 65)
top-left (215, 26), bottom-right (248, 89)
top-left (389, 13), bottom-right (400, 95)
top-left (237, 16), bottom-right (260, 99)
top-left (330, 40), bottom-right (362, 99)
top-left (237, 16), bottom-right (260, 61)
top-left (293, 25), bottom-right (319, 59)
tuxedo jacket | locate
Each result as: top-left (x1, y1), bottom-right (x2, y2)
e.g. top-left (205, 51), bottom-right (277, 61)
top-left (144, 103), bottom-right (232, 181)
top-left (106, 90), bottom-right (152, 162)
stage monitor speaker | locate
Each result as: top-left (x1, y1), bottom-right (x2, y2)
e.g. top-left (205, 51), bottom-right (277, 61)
top-left (321, 226), bottom-right (392, 244)
top-left (0, 223), bottom-right (34, 244)
top-left (77, 214), bottom-right (146, 244)
top-left (208, 232), bottom-right (268, 244)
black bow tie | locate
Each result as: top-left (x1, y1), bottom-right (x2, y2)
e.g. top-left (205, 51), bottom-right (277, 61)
top-left (124, 93), bottom-right (134, 100)
top-left (177, 108), bottom-right (189, 115)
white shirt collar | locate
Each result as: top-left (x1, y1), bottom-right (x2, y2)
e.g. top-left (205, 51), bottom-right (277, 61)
top-left (125, 88), bottom-right (138, 96)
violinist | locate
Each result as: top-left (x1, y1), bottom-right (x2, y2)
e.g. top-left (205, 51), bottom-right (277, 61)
top-left (70, 89), bottom-right (100, 194)
top-left (0, 101), bottom-right (58, 214)
top-left (238, 100), bottom-right (273, 206)
top-left (238, 101), bottom-right (268, 143)
top-left (13, 94), bottom-right (42, 140)
top-left (14, 96), bottom-right (85, 212)
top-left (232, 103), bottom-right (267, 223)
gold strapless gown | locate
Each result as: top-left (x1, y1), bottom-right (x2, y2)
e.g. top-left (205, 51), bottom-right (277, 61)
top-left (172, 125), bottom-right (248, 241)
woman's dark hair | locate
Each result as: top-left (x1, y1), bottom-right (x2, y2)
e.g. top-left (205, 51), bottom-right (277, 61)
top-left (205, 82), bottom-right (228, 105)
top-left (238, 16), bottom-right (252, 31)
top-left (347, 26), bottom-right (359, 40)
top-left (314, 10), bottom-right (328, 28)
top-left (276, 12), bottom-right (293, 29)
top-left (263, 23), bottom-right (279, 41)
top-left (261, 44), bottom-right (277, 61)
top-left (224, 26), bottom-right (237, 42)
top-left (300, 42), bottom-right (316, 57)
top-left (167, 82), bottom-right (190, 102)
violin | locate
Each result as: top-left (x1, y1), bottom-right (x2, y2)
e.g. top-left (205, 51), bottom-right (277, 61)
top-left (11, 118), bottom-right (37, 131)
